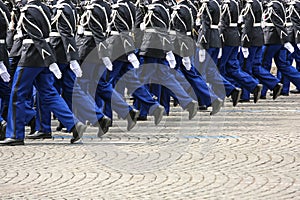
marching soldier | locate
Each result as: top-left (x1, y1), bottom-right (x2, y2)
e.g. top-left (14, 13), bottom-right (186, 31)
top-left (76, 0), bottom-right (140, 131)
top-left (0, 0), bottom-right (87, 145)
top-left (107, 0), bottom-right (165, 125)
top-left (289, 0), bottom-right (300, 94)
top-left (279, 0), bottom-right (300, 94)
top-left (27, 0), bottom-right (112, 139)
top-left (260, 0), bottom-right (300, 98)
top-left (0, 0), bottom-right (11, 140)
top-left (239, 0), bottom-right (283, 102)
top-left (196, 0), bottom-right (242, 106)
top-left (169, 0), bottom-right (223, 115)
top-left (138, 0), bottom-right (198, 120)
top-left (219, 0), bottom-right (263, 103)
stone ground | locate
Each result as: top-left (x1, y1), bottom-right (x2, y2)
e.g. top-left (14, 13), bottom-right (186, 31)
top-left (0, 91), bottom-right (299, 199)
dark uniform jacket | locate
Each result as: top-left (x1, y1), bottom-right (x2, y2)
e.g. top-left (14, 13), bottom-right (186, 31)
top-left (8, 6), bottom-right (23, 58)
top-left (197, 0), bottom-right (222, 49)
top-left (290, 0), bottom-right (300, 44)
top-left (263, 0), bottom-right (289, 45)
top-left (0, 0), bottom-right (10, 66)
top-left (77, 0), bottom-right (111, 63)
top-left (108, 0), bottom-right (136, 61)
top-left (50, 0), bottom-right (79, 64)
top-left (241, 0), bottom-right (264, 47)
top-left (18, 0), bottom-right (56, 67)
top-left (286, 2), bottom-right (295, 43)
top-left (170, 0), bottom-right (195, 57)
top-left (139, 0), bottom-right (174, 58)
top-left (219, 0), bottom-right (241, 47)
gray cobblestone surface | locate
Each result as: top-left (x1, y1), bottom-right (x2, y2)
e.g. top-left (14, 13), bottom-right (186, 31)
top-left (0, 93), bottom-right (299, 199)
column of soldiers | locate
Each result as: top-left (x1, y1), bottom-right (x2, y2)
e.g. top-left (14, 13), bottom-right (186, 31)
top-left (0, 0), bottom-right (299, 145)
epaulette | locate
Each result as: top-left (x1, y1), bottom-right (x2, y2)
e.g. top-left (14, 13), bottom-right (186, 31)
top-left (54, 4), bottom-right (64, 9)
top-left (111, 4), bottom-right (119, 9)
top-left (86, 5), bottom-right (94, 10)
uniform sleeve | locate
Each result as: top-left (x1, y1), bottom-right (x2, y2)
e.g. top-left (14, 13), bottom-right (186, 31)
top-left (0, 3), bottom-right (11, 62)
top-left (57, 5), bottom-right (79, 61)
top-left (241, 3), bottom-right (254, 47)
top-left (219, 2), bottom-right (230, 46)
top-left (22, 10), bottom-right (56, 66)
top-left (291, 3), bottom-right (300, 43)
top-left (270, 3), bottom-right (288, 44)
top-left (90, 6), bottom-right (111, 58)
top-left (197, 6), bottom-right (210, 49)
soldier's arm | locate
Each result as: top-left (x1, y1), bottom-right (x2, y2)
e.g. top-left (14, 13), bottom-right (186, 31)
top-left (57, 5), bottom-right (79, 62)
top-left (270, 2), bottom-right (288, 44)
top-left (22, 9), bottom-right (56, 66)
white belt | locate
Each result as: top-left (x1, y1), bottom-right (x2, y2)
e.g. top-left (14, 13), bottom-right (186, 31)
top-left (13, 34), bottom-right (22, 40)
top-left (145, 28), bottom-right (157, 33)
top-left (186, 31), bottom-right (191, 36)
top-left (265, 22), bottom-right (275, 27)
top-left (0, 39), bottom-right (5, 44)
top-left (210, 25), bottom-right (219, 29)
top-left (49, 32), bottom-right (61, 37)
top-left (110, 31), bottom-right (120, 35)
top-left (169, 30), bottom-right (176, 35)
top-left (253, 23), bottom-right (261, 27)
top-left (229, 23), bottom-right (238, 27)
top-left (23, 38), bottom-right (50, 44)
top-left (286, 22), bottom-right (293, 27)
top-left (83, 31), bottom-right (93, 36)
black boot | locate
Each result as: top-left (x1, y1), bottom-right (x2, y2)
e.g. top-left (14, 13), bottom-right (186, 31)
top-left (186, 100), bottom-right (198, 120)
top-left (0, 120), bottom-right (7, 140)
top-left (70, 122), bottom-right (87, 144)
top-left (231, 88), bottom-right (242, 107)
top-left (210, 98), bottom-right (223, 115)
top-left (126, 109), bottom-right (140, 131)
top-left (56, 122), bottom-right (65, 131)
top-left (152, 105), bottom-right (164, 125)
top-left (253, 84), bottom-right (263, 103)
top-left (272, 83), bottom-right (283, 100)
top-left (97, 116), bottom-right (111, 138)
top-left (28, 117), bottom-right (36, 135)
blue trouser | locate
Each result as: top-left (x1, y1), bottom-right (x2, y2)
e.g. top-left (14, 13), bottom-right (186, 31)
top-left (109, 60), bottom-right (160, 115)
top-left (277, 43), bottom-right (300, 93)
top-left (175, 55), bottom-right (218, 106)
top-left (137, 56), bottom-right (193, 110)
top-left (0, 79), bottom-right (11, 122)
top-left (6, 66), bottom-right (77, 139)
top-left (95, 66), bottom-right (132, 120)
top-left (133, 84), bottom-right (162, 116)
top-left (220, 46), bottom-right (259, 93)
top-left (261, 44), bottom-right (300, 97)
top-left (239, 46), bottom-right (279, 100)
top-left (35, 63), bottom-right (104, 133)
top-left (195, 47), bottom-right (235, 99)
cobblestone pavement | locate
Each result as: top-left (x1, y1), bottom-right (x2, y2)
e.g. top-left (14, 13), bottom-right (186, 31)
top-left (0, 93), bottom-right (299, 199)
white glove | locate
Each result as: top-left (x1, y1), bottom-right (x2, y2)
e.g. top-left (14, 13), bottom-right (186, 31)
top-left (241, 47), bottom-right (249, 58)
top-left (70, 60), bottom-right (83, 77)
top-left (199, 49), bottom-right (206, 63)
top-left (297, 43), bottom-right (300, 50)
top-left (0, 62), bottom-right (10, 82)
top-left (166, 51), bottom-right (177, 69)
top-left (218, 48), bottom-right (222, 59)
top-left (9, 21), bottom-right (14, 30)
top-left (128, 53), bottom-right (140, 69)
top-left (140, 22), bottom-right (146, 31)
top-left (284, 42), bottom-right (295, 53)
top-left (77, 25), bottom-right (84, 35)
top-left (102, 57), bottom-right (113, 71)
top-left (182, 57), bottom-right (192, 71)
top-left (49, 63), bottom-right (62, 79)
